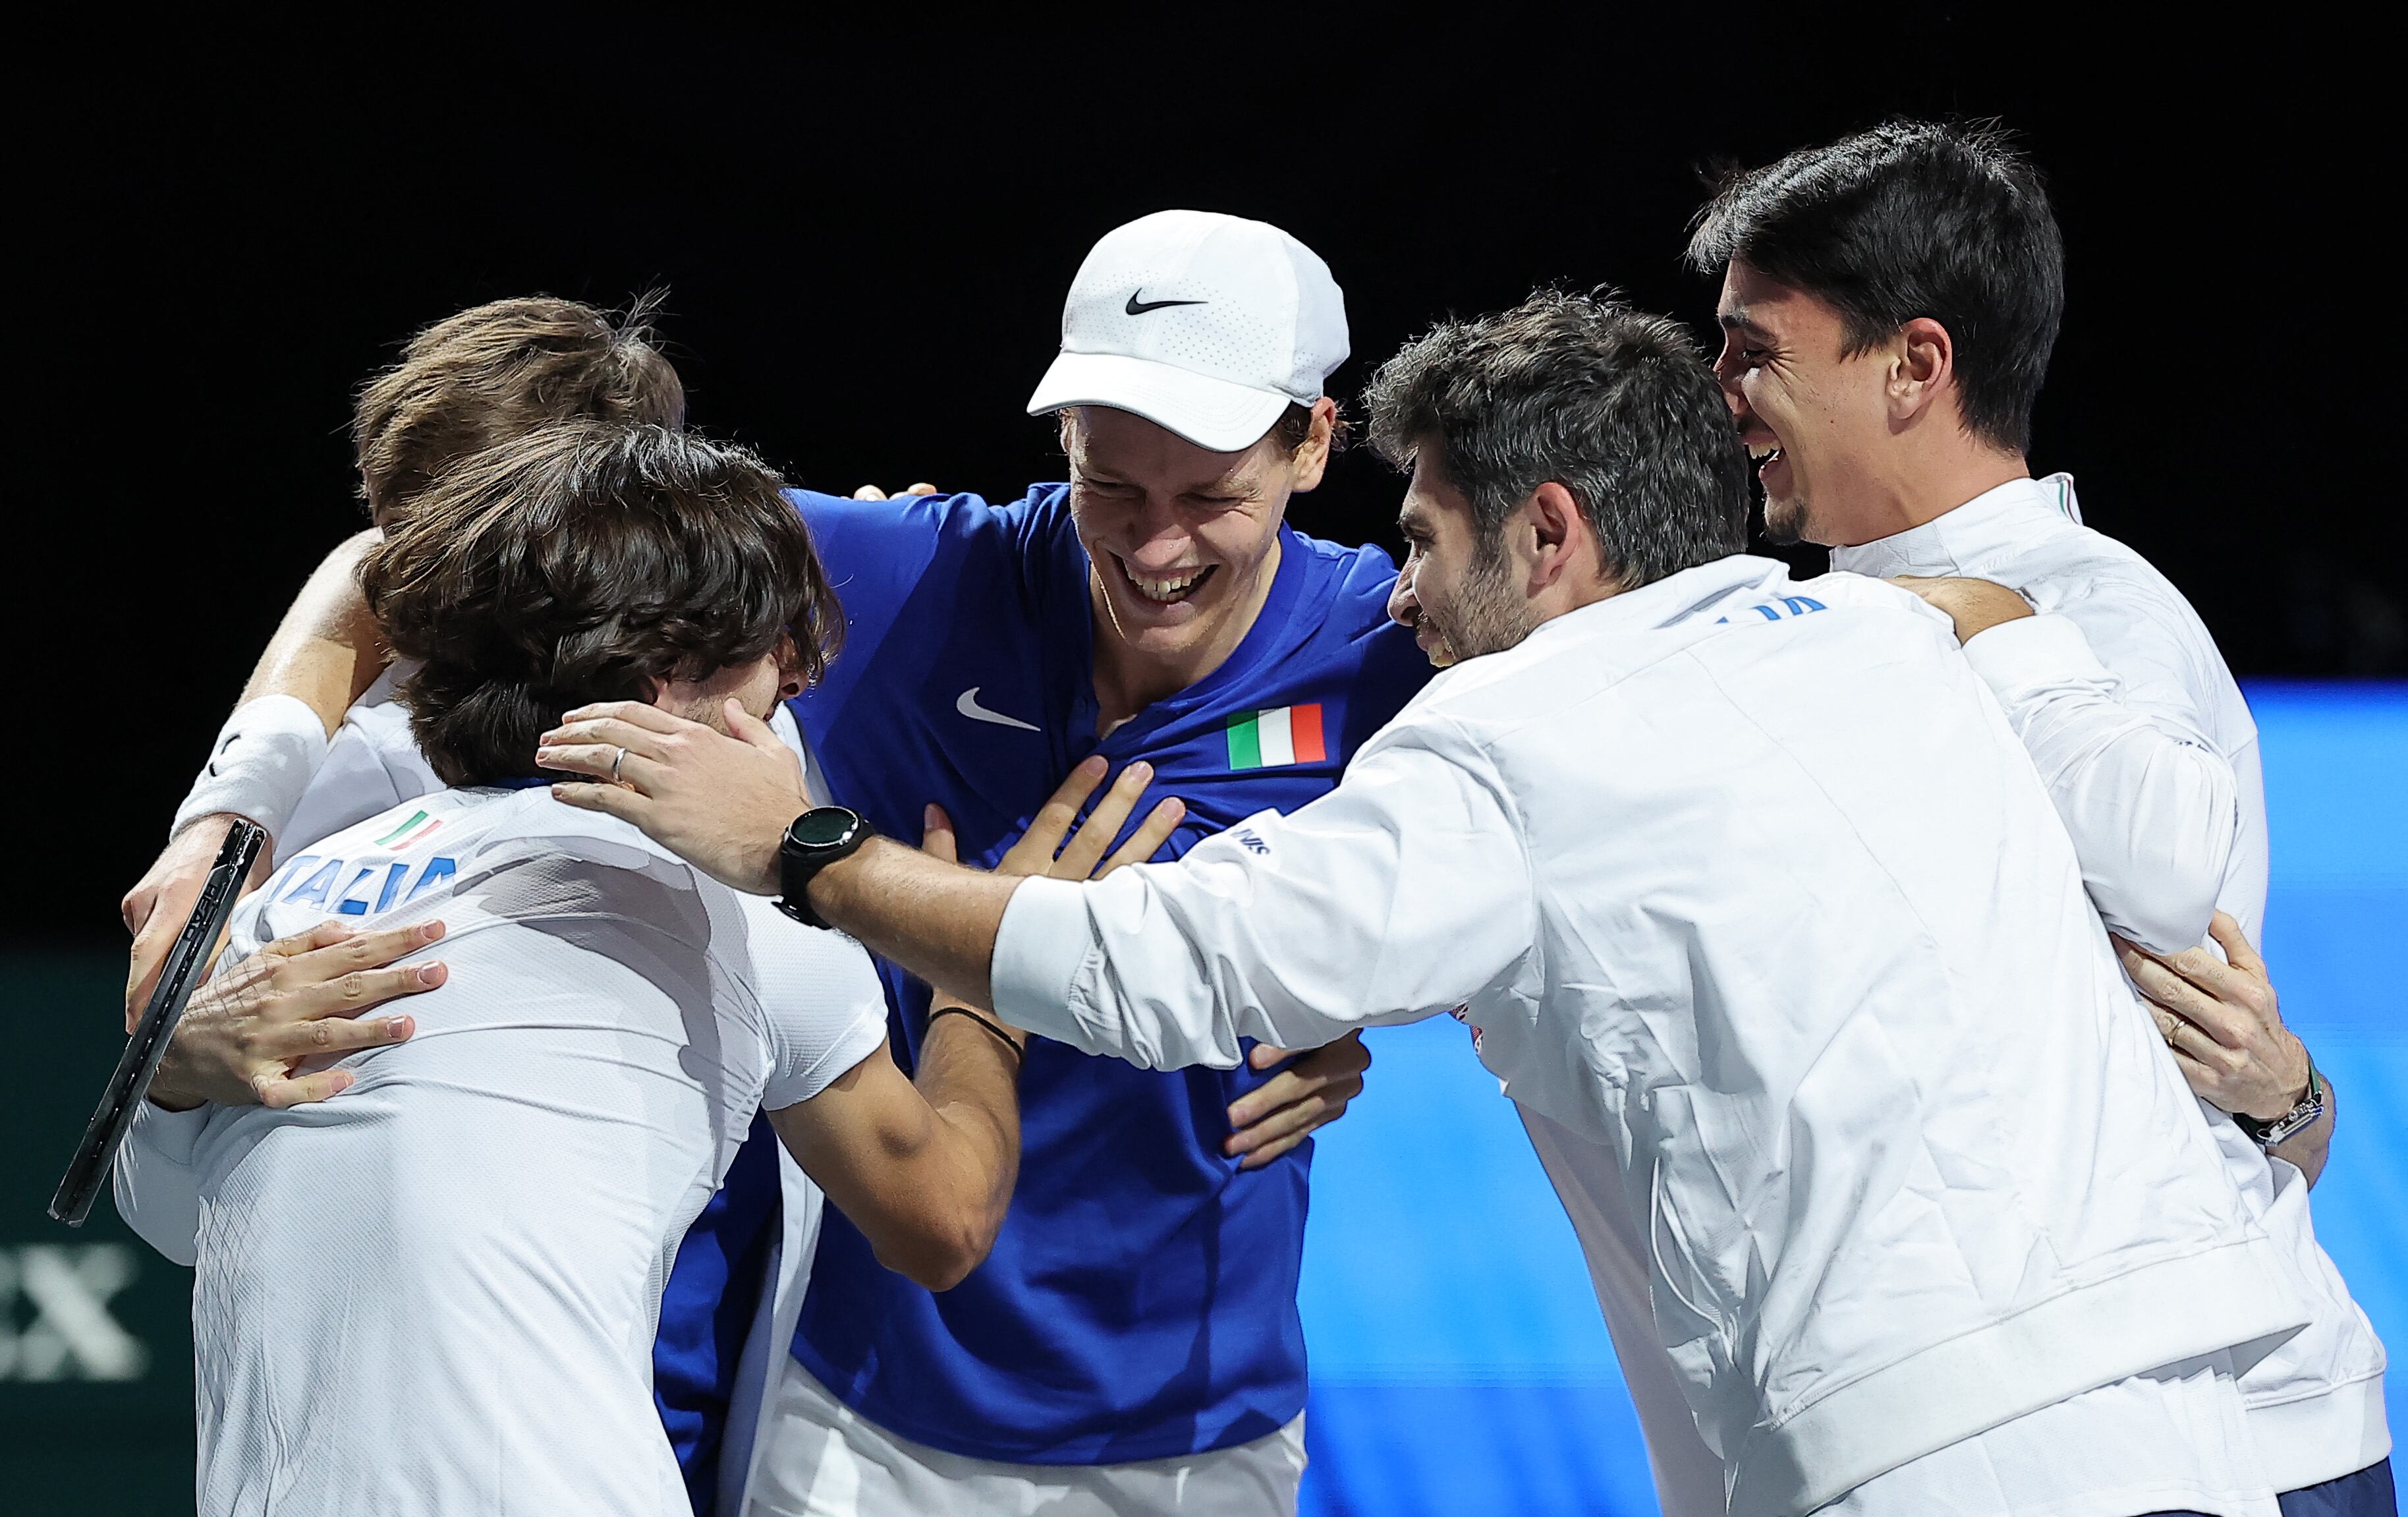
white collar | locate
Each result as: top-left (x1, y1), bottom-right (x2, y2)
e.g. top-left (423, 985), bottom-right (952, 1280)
top-left (1517, 553), bottom-right (1801, 651)
top-left (1831, 473), bottom-right (2083, 579)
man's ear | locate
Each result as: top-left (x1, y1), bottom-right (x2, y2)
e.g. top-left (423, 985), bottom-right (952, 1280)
top-left (1891, 317), bottom-right (1955, 426)
top-left (774, 636), bottom-right (806, 702)
top-left (1287, 396), bottom-right (1337, 494)
top-left (1524, 482), bottom-right (1596, 591)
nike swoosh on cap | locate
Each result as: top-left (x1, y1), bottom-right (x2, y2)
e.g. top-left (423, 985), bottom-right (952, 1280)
top-left (1125, 290), bottom-right (1206, 316)
top-left (956, 687), bottom-right (1040, 732)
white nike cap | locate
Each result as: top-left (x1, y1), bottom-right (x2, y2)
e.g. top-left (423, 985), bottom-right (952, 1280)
top-left (1026, 210), bottom-right (1349, 453)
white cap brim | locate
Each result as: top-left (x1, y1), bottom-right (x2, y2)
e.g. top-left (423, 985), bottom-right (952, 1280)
top-left (1025, 351), bottom-right (1297, 454)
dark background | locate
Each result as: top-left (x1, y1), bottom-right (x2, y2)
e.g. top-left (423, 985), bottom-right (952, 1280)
top-left (14, 13), bottom-right (2399, 951)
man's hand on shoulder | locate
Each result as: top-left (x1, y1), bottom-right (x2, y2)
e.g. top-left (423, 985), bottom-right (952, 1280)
top-left (850, 482), bottom-right (939, 501)
top-left (1888, 575), bottom-right (2034, 644)
top-left (542, 700), bottom-right (811, 895)
top-left (150, 919), bottom-right (443, 1111)
top-left (123, 815), bottom-right (273, 1033)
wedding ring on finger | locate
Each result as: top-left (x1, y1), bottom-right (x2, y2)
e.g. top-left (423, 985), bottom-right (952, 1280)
top-left (611, 746), bottom-right (627, 783)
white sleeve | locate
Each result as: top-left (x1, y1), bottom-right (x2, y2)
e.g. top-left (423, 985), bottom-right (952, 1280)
top-left (743, 902), bottom-right (894, 1110)
top-left (992, 722), bottom-right (1539, 1069)
top-left (1963, 612), bottom-right (2238, 953)
top-left (110, 1101), bottom-right (213, 1267)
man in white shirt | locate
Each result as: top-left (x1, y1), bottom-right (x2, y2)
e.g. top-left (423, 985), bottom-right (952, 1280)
top-left (121, 294), bottom-right (692, 1014)
top-left (1688, 121), bottom-right (2389, 1514)
top-left (114, 421), bottom-right (1175, 1516)
top-left (538, 292), bottom-right (2313, 1517)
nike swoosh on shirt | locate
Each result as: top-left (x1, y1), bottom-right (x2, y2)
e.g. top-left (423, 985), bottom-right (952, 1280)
top-left (956, 687), bottom-right (1040, 732)
top-left (1125, 291), bottom-right (1206, 315)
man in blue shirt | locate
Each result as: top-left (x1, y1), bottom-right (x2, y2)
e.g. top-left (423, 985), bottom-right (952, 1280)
top-left (665, 211), bottom-right (1431, 1515)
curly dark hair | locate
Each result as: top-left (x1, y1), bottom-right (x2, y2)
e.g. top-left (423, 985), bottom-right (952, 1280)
top-left (359, 422), bottom-right (841, 787)
top-left (1364, 288), bottom-right (1750, 592)
top-left (351, 293), bottom-right (686, 525)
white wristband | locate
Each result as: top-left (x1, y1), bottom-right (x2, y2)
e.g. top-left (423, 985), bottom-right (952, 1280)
top-left (171, 695), bottom-right (331, 844)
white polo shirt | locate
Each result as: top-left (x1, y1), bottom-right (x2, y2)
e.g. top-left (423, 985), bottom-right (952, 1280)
top-left (114, 787), bottom-right (889, 1516)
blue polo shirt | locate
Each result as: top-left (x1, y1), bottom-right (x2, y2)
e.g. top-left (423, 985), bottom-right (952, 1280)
top-left (656, 482), bottom-right (1427, 1481)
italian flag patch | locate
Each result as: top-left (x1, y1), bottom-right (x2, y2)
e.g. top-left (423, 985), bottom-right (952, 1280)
top-left (375, 809), bottom-right (443, 850)
top-left (1225, 704), bottom-right (1327, 770)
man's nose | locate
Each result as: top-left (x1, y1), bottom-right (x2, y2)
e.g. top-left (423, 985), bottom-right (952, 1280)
top-left (1122, 508), bottom-right (1197, 571)
top-left (1714, 364), bottom-right (1746, 411)
top-left (1387, 567), bottom-right (1419, 628)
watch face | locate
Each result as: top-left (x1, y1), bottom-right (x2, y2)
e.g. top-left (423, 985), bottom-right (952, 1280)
top-left (788, 807), bottom-right (862, 851)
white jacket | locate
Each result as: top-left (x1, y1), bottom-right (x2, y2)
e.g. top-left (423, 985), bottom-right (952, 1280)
top-left (992, 554), bottom-right (2309, 1517)
top-left (1834, 474), bottom-right (2390, 1490)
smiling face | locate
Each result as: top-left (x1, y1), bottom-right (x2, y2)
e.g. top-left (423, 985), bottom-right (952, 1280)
top-left (1066, 403), bottom-right (1328, 693)
top-left (1386, 448), bottom-right (1537, 668)
top-left (1710, 258), bottom-right (1901, 547)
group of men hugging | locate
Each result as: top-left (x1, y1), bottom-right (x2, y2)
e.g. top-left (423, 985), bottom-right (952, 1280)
top-left (113, 119), bottom-right (2390, 1517)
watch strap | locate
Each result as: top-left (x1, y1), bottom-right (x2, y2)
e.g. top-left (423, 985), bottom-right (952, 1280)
top-left (776, 807), bottom-right (873, 929)
top-left (773, 880), bottom-right (831, 930)
top-left (2236, 1054), bottom-right (2325, 1149)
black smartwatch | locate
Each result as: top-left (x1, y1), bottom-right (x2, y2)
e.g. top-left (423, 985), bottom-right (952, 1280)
top-left (775, 806), bottom-right (876, 929)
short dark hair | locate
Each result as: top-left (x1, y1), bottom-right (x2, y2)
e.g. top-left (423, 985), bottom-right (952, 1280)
top-left (352, 293), bottom-right (686, 525)
top-left (358, 422), bottom-right (840, 787)
top-left (1686, 120), bottom-right (2063, 453)
top-left (1364, 289), bottom-right (1751, 590)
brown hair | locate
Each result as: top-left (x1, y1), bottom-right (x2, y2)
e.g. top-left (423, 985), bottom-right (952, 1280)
top-left (359, 422), bottom-right (841, 787)
top-left (351, 294), bottom-right (685, 525)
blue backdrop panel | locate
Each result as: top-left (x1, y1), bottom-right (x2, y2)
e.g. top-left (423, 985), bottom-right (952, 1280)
top-left (2252, 683), bottom-right (2407, 1447)
top-left (1297, 1014), bottom-right (1660, 1516)
top-left (1295, 681), bottom-right (2405, 1515)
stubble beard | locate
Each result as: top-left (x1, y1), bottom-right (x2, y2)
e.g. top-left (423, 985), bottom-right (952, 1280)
top-left (1760, 488), bottom-right (1810, 548)
top-left (1432, 538), bottom-right (1540, 666)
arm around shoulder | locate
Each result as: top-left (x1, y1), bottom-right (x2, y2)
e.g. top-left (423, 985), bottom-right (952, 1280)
top-left (1963, 610), bottom-right (2238, 952)
top-left (240, 527), bottom-right (391, 733)
top-left (126, 529), bottom-right (395, 1011)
